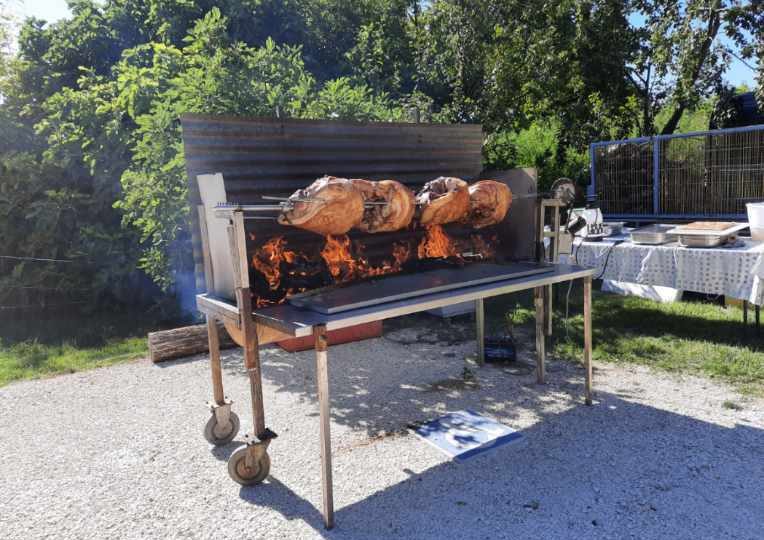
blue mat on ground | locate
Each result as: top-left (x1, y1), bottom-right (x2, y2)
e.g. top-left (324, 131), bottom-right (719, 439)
top-left (413, 410), bottom-right (523, 461)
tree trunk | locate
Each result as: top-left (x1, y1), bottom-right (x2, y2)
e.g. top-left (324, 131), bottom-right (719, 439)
top-left (661, 2), bottom-right (722, 135)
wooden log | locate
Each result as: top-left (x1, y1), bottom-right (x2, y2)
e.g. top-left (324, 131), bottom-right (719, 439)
top-left (148, 322), bottom-right (236, 363)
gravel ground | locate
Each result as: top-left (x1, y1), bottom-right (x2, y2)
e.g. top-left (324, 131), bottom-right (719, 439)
top-left (1, 316), bottom-right (763, 540)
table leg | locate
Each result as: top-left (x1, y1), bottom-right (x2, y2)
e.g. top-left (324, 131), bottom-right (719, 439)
top-left (475, 298), bottom-right (485, 365)
top-left (544, 284), bottom-right (553, 337)
top-left (756, 305), bottom-right (760, 328)
top-left (583, 276), bottom-right (593, 405)
top-left (314, 325), bottom-right (334, 529)
top-left (534, 287), bottom-right (545, 384)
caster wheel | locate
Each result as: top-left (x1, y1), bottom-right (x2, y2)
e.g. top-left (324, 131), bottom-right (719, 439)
top-left (203, 411), bottom-right (240, 446)
top-left (228, 447), bottom-right (271, 486)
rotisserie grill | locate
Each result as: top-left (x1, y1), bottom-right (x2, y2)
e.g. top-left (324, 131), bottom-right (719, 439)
top-left (183, 115), bottom-right (594, 530)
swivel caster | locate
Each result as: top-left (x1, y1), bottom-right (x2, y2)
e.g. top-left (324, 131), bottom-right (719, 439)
top-left (228, 447), bottom-right (271, 485)
top-left (203, 399), bottom-right (239, 446)
top-left (227, 429), bottom-right (277, 486)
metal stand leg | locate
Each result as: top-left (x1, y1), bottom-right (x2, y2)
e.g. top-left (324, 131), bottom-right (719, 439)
top-left (225, 307), bottom-right (277, 486)
top-left (203, 315), bottom-right (238, 446)
top-left (314, 325), bottom-right (334, 529)
top-left (583, 276), bottom-right (593, 405)
top-left (242, 312), bottom-right (266, 437)
top-left (756, 305), bottom-right (760, 328)
top-left (475, 298), bottom-right (485, 365)
top-left (544, 284), bottom-right (553, 337)
top-left (534, 287), bottom-right (545, 384)
top-left (743, 301), bottom-right (749, 325)
top-left (207, 316), bottom-right (226, 405)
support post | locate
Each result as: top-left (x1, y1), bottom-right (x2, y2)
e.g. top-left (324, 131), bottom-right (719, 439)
top-left (583, 276), bottom-right (593, 405)
top-left (743, 300), bottom-right (749, 325)
top-left (314, 325), bottom-right (334, 529)
top-left (756, 305), bottom-right (760, 328)
top-left (475, 298), bottom-right (485, 365)
top-left (544, 285), bottom-right (553, 337)
top-left (534, 286), bottom-right (545, 384)
top-left (207, 315), bottom-right (225, 405)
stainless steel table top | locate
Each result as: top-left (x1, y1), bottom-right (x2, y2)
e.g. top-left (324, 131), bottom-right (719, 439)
top-left (252, 263), bottom-right (594, 337)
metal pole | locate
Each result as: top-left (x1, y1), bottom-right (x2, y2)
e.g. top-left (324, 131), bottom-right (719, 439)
top-left (534, 286), bottom-right (545, 384)
top-left (652, 137), bottom-right (661, 215)
top-left (206, 316), bottom-right (225, 405)
top-left (314, 325), bottom-right (334, 529)
top-left (475, 298), bottom-right (485, 365)
top-left (583, 276), bottom-right (593, 405)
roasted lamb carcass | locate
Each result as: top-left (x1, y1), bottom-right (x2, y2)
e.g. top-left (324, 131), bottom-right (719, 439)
top-left (415, 177), bottom-right (470, 226)
top-left (466, 180), bottom-right (512, 229)
top-left (350, 179), bottom-right (416, 233)
top-left (277, 176), bottom-right (364, 236)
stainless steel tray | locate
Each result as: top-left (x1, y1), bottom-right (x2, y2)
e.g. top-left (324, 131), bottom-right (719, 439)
top-left (677, 234), bottom-right (736, 248)
top-left (630, 224), bottom-right (677, 245)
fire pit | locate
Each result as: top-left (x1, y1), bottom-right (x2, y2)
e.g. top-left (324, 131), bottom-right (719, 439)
top-left (182, 115), bottom-right (594, 529)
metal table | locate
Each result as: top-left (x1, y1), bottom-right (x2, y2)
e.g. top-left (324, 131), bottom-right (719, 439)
top-left (198, 262), bottom-right (595, 529)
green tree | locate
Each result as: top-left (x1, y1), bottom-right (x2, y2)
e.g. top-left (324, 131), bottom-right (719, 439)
top-left (629, 0), bottom-right (763, 135)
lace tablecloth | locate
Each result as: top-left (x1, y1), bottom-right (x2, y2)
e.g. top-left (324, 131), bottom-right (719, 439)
top-left (561, 234), bottom-right (764, 305)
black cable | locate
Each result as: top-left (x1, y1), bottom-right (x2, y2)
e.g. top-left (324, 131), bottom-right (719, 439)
top-left (593, 239), bottom-right (625, 280)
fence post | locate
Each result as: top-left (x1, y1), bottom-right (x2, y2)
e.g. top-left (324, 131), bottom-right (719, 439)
top-left (588, 143), bottom-right (596, 202)
top-left (652, 137), bottom-right (661, 215)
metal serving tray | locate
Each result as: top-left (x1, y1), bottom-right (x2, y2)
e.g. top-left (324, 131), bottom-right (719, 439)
top-left (667, 223), bottom-right (747, 248)
top-left (676, 235), bottom-right (731, 248)
top-left (288, 262), bottom-right (555, 314)
top-left (630, 224), bottom-right (677, 245)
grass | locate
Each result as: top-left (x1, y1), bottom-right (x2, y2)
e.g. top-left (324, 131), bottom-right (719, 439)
top-left (0, 308), bottom-right (173, 388)
top-left (0, 337), bottom-right (147, 387)
top-left (492, 288), bottom-right (764, 397)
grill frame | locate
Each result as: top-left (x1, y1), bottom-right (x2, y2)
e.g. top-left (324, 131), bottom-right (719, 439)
top-left (184, 115), bottom-right (595, 530)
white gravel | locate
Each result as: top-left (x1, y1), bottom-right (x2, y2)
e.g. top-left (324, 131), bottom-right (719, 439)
top-left (1, 317), bottom-right (763, 540)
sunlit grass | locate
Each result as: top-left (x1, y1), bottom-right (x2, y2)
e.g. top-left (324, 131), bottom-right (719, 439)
top-left (497, 289), bottom-right (764, 396)
top-left (0, 338), bottom-right (147, 387)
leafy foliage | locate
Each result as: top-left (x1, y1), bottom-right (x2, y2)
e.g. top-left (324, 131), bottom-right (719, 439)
top-left (0, 0), bottom-right (761, 313)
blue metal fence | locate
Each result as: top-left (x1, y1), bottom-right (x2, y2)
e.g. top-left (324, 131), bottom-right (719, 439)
top-left (589, 124), bottom-right (764, 220)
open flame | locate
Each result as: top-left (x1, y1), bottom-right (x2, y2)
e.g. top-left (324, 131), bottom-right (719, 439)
top-left (252, 236), bottom-right (296, 290)
top-left (321, 235), bottom-right (411, 282)
top-left (250, 227), bottom-right (495, 308)
top-left (417, 225), bottom-right (460, 259)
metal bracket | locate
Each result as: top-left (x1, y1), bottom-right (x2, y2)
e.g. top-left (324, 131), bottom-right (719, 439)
top-left (207, 398), bottom-right (233, 429)
top-left (243, 429), bottom-right (278, 466)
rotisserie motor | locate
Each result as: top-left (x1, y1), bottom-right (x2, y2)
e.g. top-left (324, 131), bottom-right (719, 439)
top-left (415, 177), bottom-right (470, 226)
top-left (350, 179), bottom-right (416, 233)
top-left (466, 180), bottom-right (513, 229)
top-left (277, 176), bottom-right (364, 236)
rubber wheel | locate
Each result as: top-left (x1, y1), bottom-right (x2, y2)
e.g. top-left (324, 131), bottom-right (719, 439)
top-left (228, 447), bottom-right (271, 486)
top-left (203, 411), bottom-right (240, 446)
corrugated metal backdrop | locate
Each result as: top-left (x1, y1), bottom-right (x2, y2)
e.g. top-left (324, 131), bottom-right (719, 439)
top-left (180, 115), bottom-right (486, 292)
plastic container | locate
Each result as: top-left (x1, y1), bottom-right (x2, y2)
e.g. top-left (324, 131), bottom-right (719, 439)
top-left (746, 203), bottom-right (764, 241)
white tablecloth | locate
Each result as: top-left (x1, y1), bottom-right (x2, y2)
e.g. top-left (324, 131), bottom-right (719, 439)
top-left (560, 233), bottom-right (764, 305)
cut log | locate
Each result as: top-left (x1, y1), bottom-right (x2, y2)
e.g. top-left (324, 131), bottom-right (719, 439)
top-left (148, 322), bottom-right (236, 363)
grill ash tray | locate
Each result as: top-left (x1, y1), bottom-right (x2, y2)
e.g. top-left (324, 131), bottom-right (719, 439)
top-left (288, 262), bottom-right (554, 314)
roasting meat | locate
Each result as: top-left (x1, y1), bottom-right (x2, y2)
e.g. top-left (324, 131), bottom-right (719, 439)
top-left (277, 176), bottom-right (364, 236)
top-left (466, 180), bottom-right (512, 229)
top-left (350, 179), bottom-right (416, 233)
top-left (415, 177), bottom-right (470, 226)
